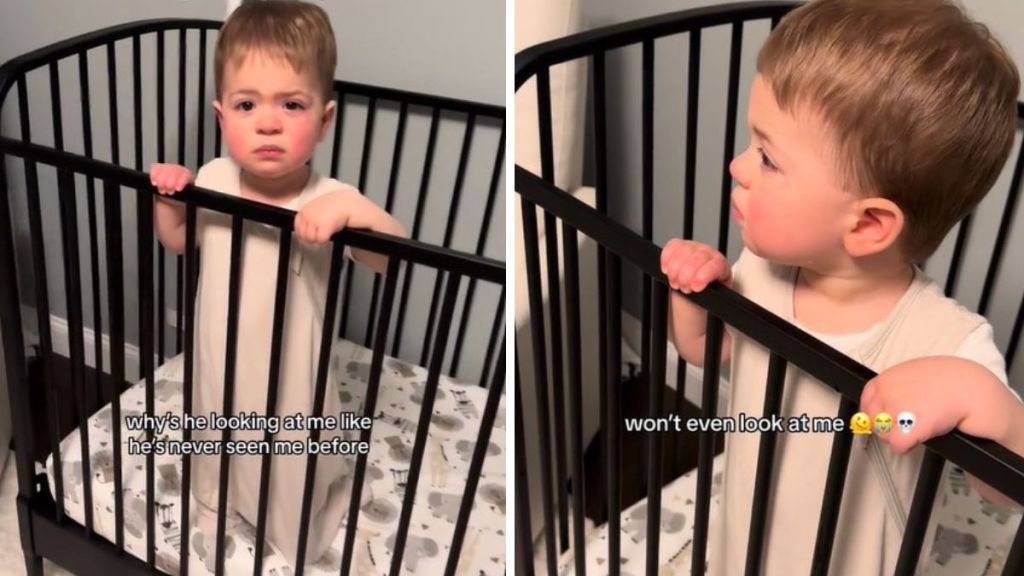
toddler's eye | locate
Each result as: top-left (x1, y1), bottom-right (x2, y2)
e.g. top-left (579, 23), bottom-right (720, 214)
top-left (758, 148), bottom-right (778, 172)
top-left (235, 100), bottom-right (254, 112)
top-left (284, 101), bottom-right (305, 111)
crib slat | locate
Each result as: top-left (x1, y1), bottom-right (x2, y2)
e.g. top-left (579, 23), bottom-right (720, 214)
top-left (293, 242), bottom-right (346, 574)
top-left (363, 102), bottom-right (409, 350)
top-left (392, 106), bottom-right (440, 358)
top-left (214, 215), bottom-right (245, 576)
top-left (719, 22), bottom-right (743, 254)
top-left (57, 168), bottom-right (95, 535)
top-left (420, 113), bottom-right (475, 366)
top-left (178, 29), bottom-right (187, 167)
top-left (49, 62), bottom-right (64, 151)
top-left (157, 30), bottom-right (166, 163)
top-left (251, 231), bottom-right (293, 576)
top-left (78, 50), bottom-right (105, 415)
top-left (676, 30), bottom-right (702, 476)
top-left (593, 50), bottom-right (611, 523)
top-left (810, 398), bottom-right (857, 574)
top-left (1004, 520), bottom-right (1024, 576)
top-left (480, 287), bottom-right (505, 387)
top-left (339, 257), bottom-right (400, 576)
top-left (101, 178), bottom-right (127, 551)
top-left (745, 352), bottom-right (788, 574)
top-left (106, 42), bottom-right (120, 165)
top-left (131, 35), bottom-right (142, 171)
top-left (340, 97), bottom-right (377, 341)
top-left (521, 196), bottom-right (559, 576)
top-left (451, 121), bottom-right (504, 377)
top-left (137, 183), bottom-right (157, 569)
top-left (445, 340), bottom-right (505, 576)
top-left (535, 66), bottom-right (571, 552)
top-left (639, 39), bottom-right (655, 496)
top-left (606, 252), bottom-right (623, 576)
top-left (561, 222), bottom-right (587, 575)
top-left (894, 451), bottom-right (944, 575)
top-left (645, 281), bottom-right (669, 575)
top-left (979, 140), bottom-right (1024, 316)
top-left (691, 313), bottom-right (723, 576)
top-left (388, 273), bottom-right (462, 576)
top-left (1006, 290), bottom-right (1024, 371)
top-left (179, 203), bottom-right (199, 576)
top-left (18, 74), bottom-right (62, 520)
top-left (515, 353), bottom-right (537, 576)
top-left (197, 29), bottom-right (207, 164)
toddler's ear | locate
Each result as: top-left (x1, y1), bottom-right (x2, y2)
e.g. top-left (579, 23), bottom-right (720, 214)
top-left (319, 100), bottom-right (337, 141)
top-left (212, 100), bottom-right (224, 126)
top-left (843, 197), bottom-right (904, 258)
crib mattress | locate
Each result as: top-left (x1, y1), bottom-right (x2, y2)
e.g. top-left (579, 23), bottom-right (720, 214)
top-left (45, 338), bottom-right (506, 575)
top-left (551, 455), bottom-right (1020, 575)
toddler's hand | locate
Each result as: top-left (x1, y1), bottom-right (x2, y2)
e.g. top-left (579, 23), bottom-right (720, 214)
top-left (859, 357), bottom-right (1013, 456)
top-left (149, 163), bottom-right (193, 196)
top-left (660, 239), bottom-right (731, 293)
top-left (294, 191), bottom-right (351, 245)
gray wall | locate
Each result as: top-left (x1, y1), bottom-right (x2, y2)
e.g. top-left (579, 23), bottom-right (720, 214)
top-left (0, 0), bottom-right (505, 383)
top-left (575, 0), bottom-right (1024, 393)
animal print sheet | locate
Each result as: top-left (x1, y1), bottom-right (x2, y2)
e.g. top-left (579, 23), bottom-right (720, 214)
top-left (548, 455), bottom-right (1020, 575)
top-left (45, 338), bottom-right (506, 575)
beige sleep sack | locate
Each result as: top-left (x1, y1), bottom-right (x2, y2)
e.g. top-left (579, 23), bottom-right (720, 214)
top-left (708, 248), bottom-right (988, 576)
top-left (189, 157), bottom-right (357, 568)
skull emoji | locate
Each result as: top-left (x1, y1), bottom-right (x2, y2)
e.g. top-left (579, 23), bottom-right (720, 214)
top-left (897, 411), bottom-right (916, 434)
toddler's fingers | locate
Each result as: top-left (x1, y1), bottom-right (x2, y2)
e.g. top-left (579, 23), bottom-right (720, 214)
top-left (678, 251), bottom-right (712, 292)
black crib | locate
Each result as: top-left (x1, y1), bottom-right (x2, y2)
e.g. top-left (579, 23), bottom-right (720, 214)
top-left (0, 18), bottom-right (505, 576)
top-left (515, 2), bottom-right (1024, 575)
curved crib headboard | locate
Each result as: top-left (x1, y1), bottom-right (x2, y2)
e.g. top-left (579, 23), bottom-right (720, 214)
top-left (0, 18), bottom-right (506, 388)
top-left (515, 2), bottom-right (1024, 574)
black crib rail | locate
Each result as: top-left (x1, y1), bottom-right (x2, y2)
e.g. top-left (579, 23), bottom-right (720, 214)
top-left (0, 135), bottom-right (505, 576)
top-left (515, 2), bottom-right (1024, 575)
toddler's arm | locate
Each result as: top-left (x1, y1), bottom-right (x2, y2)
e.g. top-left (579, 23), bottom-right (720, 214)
top-left (660, 239), bottom-right (732, 367)
top-left (294, 187), bottom-right (407, 274)
top-left (861, 357), bottom-right (1024, 508)
top-left (150, 163), bottom-right (194, 254)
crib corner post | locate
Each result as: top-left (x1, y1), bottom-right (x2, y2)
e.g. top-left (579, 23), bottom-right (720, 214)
top-left (15, 492), bottom-right (41, 575)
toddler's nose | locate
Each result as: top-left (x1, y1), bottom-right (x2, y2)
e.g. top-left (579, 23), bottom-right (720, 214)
top-left (257, 111), bottom-right (282, 134)
top-left (729, 153), bottom-right (750, 190)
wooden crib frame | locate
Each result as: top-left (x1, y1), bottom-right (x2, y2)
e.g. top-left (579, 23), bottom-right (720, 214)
top-left (515, 2), bottom-right (1024, 575)
top-left (0, 18), bottom-right (506, 576)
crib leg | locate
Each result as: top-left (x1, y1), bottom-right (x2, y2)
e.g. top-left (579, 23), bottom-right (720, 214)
top-left (23, 551), bottom-right (43, 576)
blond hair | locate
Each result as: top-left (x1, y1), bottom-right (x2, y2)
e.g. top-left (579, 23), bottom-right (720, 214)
top-left (759, 0), bottom-right (1019, 262)
top-left (215, 0), bottom-right (337, 102)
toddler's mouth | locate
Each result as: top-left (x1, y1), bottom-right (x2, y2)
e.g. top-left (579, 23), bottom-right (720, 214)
top-left (731, 202), bottom-right (745, 224)
top-left (254, 146), bottom-right (285, 158)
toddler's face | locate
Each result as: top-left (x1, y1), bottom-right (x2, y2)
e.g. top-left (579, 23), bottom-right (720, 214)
top-left (729, 74), bottom-right (858, 268)
top-left (214, 51), bottom-right (334, 182)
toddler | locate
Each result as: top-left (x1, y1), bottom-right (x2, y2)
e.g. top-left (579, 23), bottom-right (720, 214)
top-left (150, 0), bottom-right (405, 568)
top-left (660, 0), bottom-right (1024, 574)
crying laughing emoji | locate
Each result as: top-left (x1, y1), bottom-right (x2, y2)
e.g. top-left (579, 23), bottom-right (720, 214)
top-left (874, 412), bottom-right (893, 434)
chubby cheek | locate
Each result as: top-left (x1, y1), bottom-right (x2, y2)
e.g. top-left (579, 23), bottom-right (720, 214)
top-left (286, 118), bottom-right (319, 158)
top-left (220, 121), bottom-right (250, 157)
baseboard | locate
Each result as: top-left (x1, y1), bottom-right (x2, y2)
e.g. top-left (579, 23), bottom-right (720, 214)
top-left (22, 305), bottom-right (144, 382)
